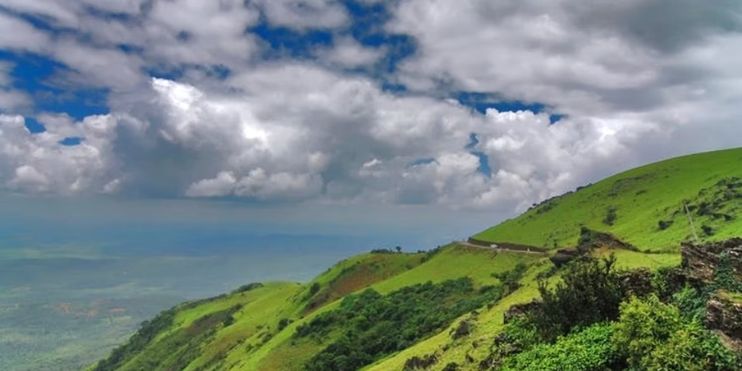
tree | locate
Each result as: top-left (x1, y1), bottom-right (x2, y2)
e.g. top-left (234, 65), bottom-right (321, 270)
top-left (531, 256), bottom-right (623, 339)
top-left (395, 246), bottom-right (402, 253)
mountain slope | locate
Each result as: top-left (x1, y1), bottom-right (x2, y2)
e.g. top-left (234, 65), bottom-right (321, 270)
top-left (474, 147), bottom-right (742, 251)
top-left (93, 148), bottom-right (741, 371)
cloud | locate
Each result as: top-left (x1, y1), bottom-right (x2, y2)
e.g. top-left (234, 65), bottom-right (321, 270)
top-left (253, 0), bottom-right (349, 30)
top-left (317, 37), bottom-right (384, 68)
top-left (0, 0), bottom-right (740, 215)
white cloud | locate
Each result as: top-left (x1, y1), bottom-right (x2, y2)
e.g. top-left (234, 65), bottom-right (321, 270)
top-left (186, 171), bottom-right (237, 197)
top-left (318, 37), bottom-right (384, 68)
top-left (0, 0), bottom-right (740, 215)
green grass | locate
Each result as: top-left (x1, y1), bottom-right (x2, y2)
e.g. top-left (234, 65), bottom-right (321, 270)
top-left (474, 147), bottom-right (742, 251)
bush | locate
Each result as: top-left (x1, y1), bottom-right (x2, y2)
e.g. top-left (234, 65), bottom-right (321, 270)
top-left (492, 262), bottom-right (528, 293)
top-left (657, 219), bottom-right (673, 230)
top-left (672, 285), bottom-right (707, 320)
top-left (612, 295), bottom-right (682, 369)
top-left (500, 323), bottom-right (617, 371)
top-left (403, 353), bottom-right (437, 370)
top-left (277, 318), bottom-right (292, 331)
top-left (531, 256), bottom-right (623, 340)
top-left (231, 282), bottom-right (263, 294)
top-left (647, 321), bottom-right (739, 371)
top-left (603, 206), bottom-right (618, 226)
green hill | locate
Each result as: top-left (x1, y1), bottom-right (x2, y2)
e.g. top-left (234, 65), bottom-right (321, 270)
top-left (92, 148), bottom-right (741, 371)
top-left (474, 147), bottom-right (742, 251)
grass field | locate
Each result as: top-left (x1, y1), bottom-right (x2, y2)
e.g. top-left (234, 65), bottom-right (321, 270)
top-left (474, 147), bottom-right (742, 251)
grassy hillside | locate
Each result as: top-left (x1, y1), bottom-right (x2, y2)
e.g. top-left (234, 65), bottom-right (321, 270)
top-left (93, 148), bottom-right (741, 371)
top-left (474, 147), bottom-right (742, 251)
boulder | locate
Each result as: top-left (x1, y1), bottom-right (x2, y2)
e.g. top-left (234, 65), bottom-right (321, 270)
top-left (577, 227), bottom-right (636, 252)
top-left (550, 248), bottom-right (580, 267)
top-left (618, 268), bottom-right (654, 297)
top-left (681, 238), bottom-right (742, 284)
top-left (705, 291), bottom-right (742, 351)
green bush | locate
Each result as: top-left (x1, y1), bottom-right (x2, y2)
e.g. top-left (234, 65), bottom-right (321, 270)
top-left (500, 323), bottom-right (616, 371)
top-left (492, 262), bottom-right (527, 293)
top-left (531, 256), bottom-right (623, 340)
top-left (603, 206), bottom-right (618, 226)
top-left (648, 321), bottom-right (739, 371)
top-left (612, 295), bottom-right (682, 369)
top-left (612, 295), bottom-right (738, 370)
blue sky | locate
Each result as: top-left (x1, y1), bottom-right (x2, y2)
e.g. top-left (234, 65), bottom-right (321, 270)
top-left (0, 0), bottom-right (740, 222)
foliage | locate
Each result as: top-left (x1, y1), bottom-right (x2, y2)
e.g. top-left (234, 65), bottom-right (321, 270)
top-left (714, 251), bottom-right (742, 292)
top-left (92, 308), bottom-right (176, 371)
top-left (647, 321), bottom-right (739, 371)
top-left (500, 323), bottom-right (617, 371)
top-left (603, 206), bottom-right (618, 226)
top-left (232, 282), bottom-right (264, 294)
top-left (296, 278), bottom-right (501, 370)
top-left (531, 256), bottom-right (623, 339)
top-left (403, 353), bottom-right (438, 370)
top-left (492, 262), bottom-right (527, 293)
top-left (612, 295), bottom-right (682, 369)
top-left (278, 318), bottom-right (293, 331)
top-left (480, 318), bottom-right (542, 369)
top-left (613, 295), bottom-right (738, 370)
top-left (672, 285), bottom-right (707, 320)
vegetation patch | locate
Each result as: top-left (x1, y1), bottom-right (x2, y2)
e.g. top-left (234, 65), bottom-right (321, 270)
top-left (295, 278), bottom-right (502, 370)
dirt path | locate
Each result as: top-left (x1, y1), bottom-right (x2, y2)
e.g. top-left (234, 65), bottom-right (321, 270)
top-left (456, 240), bottom-right (549, 256)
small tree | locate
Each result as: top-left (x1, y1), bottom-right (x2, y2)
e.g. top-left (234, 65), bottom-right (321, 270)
top-left (531, 256), bottom-right (623, 340)
top-left (395, 246), bottom-right (402, 253)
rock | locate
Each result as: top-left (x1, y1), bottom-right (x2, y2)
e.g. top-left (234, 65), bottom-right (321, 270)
top-left (619, 268), bottom-right (654, 297)
top-left (705, 291), bottom-right (742, 351)
top-left (550, 248), bottom-right (580, 267)
top-left (577, 227), bottom-right (636, 252)
top-left (681, 238), bottom-right (742, 284)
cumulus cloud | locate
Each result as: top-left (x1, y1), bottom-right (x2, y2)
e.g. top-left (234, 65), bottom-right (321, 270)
top-left (0, 114), bottom-right (133, 194)
top-left (0, 0), bottom-right (740, 215)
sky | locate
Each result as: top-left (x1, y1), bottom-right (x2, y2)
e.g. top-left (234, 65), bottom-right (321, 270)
top-left (0, 0), bottom-right (741, 240)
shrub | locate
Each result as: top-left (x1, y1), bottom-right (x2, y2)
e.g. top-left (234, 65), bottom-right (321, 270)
top-left (277, 318), bottom-right (292, 331)
top-left (603, 206), bottom-right (618, 226)
top-left (500, 323), bottom-right (617, 371)
top-left (531, 256), bottom-right (623, 340)
top-left (672, 285), bottom-right (707, 320)
top-left (612, 295), bottom-right (682, 369)
top-left (403, 353), bottom-right (437, 370)
top-left (647, 321), bottom-right (739, 371)
top-left (657, 219), bottom-right (673, 230)
top-left (492, 262), bottom-right (528, 293)
top-left (231, 282), bottom-right (263, 294)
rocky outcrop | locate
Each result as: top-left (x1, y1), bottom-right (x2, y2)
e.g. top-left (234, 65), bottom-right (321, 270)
top-left (549, 248), bottom-right (580, 267)
top-left (618, 268), bottom-right (654, 297)
top-left (681, 238), bottom-right (742, 284)
top-left (705, 292), bottom-right (742, 351)
top-left (577, 227), bottom-right (637, 252)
